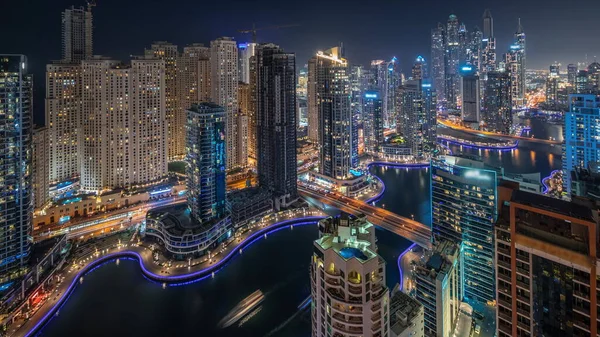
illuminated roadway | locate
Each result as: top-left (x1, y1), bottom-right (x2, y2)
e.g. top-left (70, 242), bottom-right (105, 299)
top-left (298, 187), bottom-right (432, 249)
top-left (438, 119), bottom-right (562, 145)
top-left (34, 197), bottom-right (186, 241)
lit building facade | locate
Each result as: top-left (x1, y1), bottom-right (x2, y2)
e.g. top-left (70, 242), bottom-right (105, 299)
top-left (460, 66), bottom-right (480, 124)
top-left (398, 80), bottom-right (422, 157)
top-left (178, 44), bottom-right (210, 111)
top-left (311, 47), bottom-right (355, 180)
top-left (80, 58), bottom-right (168, 192)
top-left (255, 44), bottom-right (298, 210)
top-left (398, 79), bottom-right (436, 158)
top-left (431, 23), bottom-right (446, 104)
top-left (46, 63), bottom-right (82, 183)
top-left (311, 214), bottom-right (390, 337)
top-left (0, 55), bottom-right (33, 285)
top-left (307, 56), bottom-right (319, 143)
top-left (362, 90), bottom-right (383, 155)
top-left (33, 126), bottom-right (50, 209)
top-left (431, 155), bottom-right (498, 303)
top-left (61, 5), bottom-right (93, 63)
top-left (495, 189), bottom-right (599, 337)
top-left (210, 37), bottom-right (241, 169)
top-left (238, 42), bottom-right (256, 84)
top-left (146, 42), bottom-right (182, 160)
top-left (145, 103), bottom-right (231, 258)
top-left (414, 240), bottom-right (462, 337)
top-left (445, 14), bottom-right (461, 111)
top-left (506, 20), bottom-right (526, 109)
top-left (481, 9), bottom-right (497, 74)
top-left (185, 103), bottom-right (227, 223)
top-left (483, 71), bottom-right (512, 133)
top-left (563, 94), bottom-right (600, 194)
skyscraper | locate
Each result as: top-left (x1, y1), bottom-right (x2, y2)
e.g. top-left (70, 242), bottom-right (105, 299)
top-left (238, 42), bottom-right (256, 84)
top-left (431, 155), bottom-right (498, 303)
top-left (412, 56), bottom-right (427, 80)
top-left (467, 27), bottom-right (483, 71)
top-left (482, 9), bottom-right (493, 41)
top-left (386, 57), bottom-right (400, 128)
top-left (80, 57), bottom-right (168, 192)
top-left (421, 80), bottom-right (438, 151)
top-left (255, 44), bottom-right (298, 210)
top-left (311, 215), bottom-right (390, 337)
top-left (61, 5), bottom-right (93, 63)
top-left (431, 23), bottom-right (446, 104)
top-left (210, 37), bottom-right (241, 170)
top-left (458, 23), bottom-right (469, 66)
top-left (362, 90), bottom-right (383, 155)
top-left (399, 80), bottom-right (423, 157)
top-left (445, 14), bottom-right (461, 110)
top-left (507, 19), bottom-right (526, 109)
top-left (563, 94), bottom-right (600, 193)
top-left (567, 63), bottom-right (578, 89)
top-left (481, 9), bottom-right (497, 73)
top-left (33, 126), bottom-right (50, 209)
top-left (495, 189), bottom-right (599, 337)
top-left (483, 71), bottom-right (512, 133)
top-left (307, 57), bottom-right (319, 143)
top-left (461, 65), bottom-right (481, 124)
top-left (311, 47), bottom-right (355, 180)
top-left (185, 103), bottom-right (228, 224)
top-left (145, 42), bottom-right (182, 160)
top-left (46, 63), bottom-right (82, 183)
top-left (145, 103), bottom-right (231, 258)
top-left (0, 55), bottom-right (33, 284)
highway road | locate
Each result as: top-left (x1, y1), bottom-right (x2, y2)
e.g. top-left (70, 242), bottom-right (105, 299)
top-left (438, 119), bottom-right (562, 145)
top-left (298, 187), bottom-right (432, 249)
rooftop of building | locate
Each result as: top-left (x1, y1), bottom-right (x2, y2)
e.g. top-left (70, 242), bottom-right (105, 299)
top-left (315, 214), bottom-right (378, 264)
top-left (188, 102), bottom-right (225, 113)
top-left (511, 189), bottom-right (595, 222)
top-left (415, 239), bottom-right (459, 282)
top-left (390, 290), bottom-right (423, 336)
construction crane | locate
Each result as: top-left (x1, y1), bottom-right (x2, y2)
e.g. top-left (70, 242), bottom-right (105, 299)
top-left (238, 23), bottom-right (299, 44)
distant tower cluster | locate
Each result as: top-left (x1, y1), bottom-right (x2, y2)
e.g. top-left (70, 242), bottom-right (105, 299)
top-left (430, 10), bottom-right (521, 133)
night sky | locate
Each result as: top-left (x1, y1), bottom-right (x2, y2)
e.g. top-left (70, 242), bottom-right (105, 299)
top-left (4, 0), bottom-right (600, 124)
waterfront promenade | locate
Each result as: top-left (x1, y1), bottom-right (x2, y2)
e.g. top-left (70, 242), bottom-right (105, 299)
top-left (10, 209), bottom-right (325, 337)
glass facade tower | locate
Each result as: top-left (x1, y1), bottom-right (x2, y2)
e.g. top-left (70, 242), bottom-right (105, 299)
top-left (0, 55), bottom-right (33, 285)
top-left (431, 155), bottom-right (498, 303)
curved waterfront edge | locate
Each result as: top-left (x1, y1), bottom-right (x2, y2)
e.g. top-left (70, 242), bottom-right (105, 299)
top-left (21, 216), bottom-right (325, 337)
top-left (365, 161), bottom-right (430, 204)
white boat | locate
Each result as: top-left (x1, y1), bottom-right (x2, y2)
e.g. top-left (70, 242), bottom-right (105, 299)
top-left (218, 290), bottom-right (265, 328)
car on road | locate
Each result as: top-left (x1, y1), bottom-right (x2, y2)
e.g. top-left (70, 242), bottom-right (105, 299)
top-left (474, 324), bottom-right (481, 335)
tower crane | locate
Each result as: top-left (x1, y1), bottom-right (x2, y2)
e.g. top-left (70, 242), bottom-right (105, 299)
top-left (237, 23), bottom-right (299, 43)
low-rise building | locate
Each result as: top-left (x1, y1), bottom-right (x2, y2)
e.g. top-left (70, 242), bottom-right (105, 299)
top-left (227, 187), bottom-right (273, 228)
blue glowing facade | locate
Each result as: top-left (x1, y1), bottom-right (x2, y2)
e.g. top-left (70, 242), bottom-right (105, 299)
top-left (0, 55), bottom-right (33, 284)
top-left (431, 155), bottom-right (498, 303)
top-left (186, 103), bottom-right (227, 224)
top-left (563, 94), bottom-right (600, 194)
